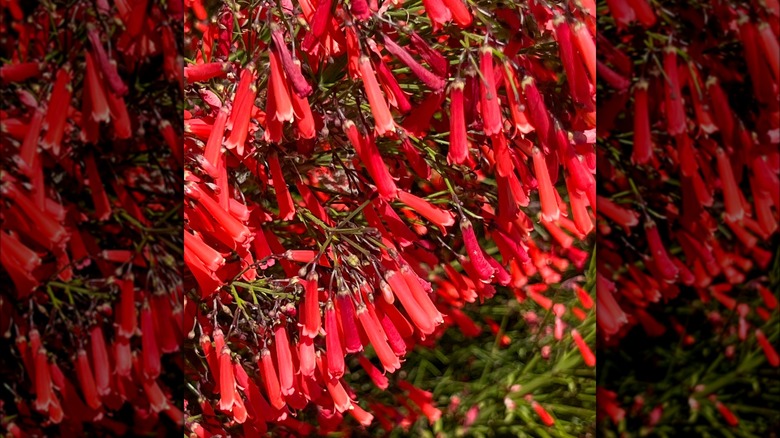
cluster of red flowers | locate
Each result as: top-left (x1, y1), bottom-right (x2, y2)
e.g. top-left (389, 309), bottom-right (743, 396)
top-left (596, 0), bottom-right (778, 431)
top-left (183, 0), bottom-right (595, 434)
top-left (1, 1), bottom-right (184, 435)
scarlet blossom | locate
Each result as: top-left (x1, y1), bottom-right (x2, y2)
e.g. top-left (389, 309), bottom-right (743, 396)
top-left (532, 147), bottom-right (560, 223)
top-left (479, 46), bottom-right (503, 136)
top-left (324, 300), bottom-right (346, 379)
top-left (715, 401), bottom-right (739, 427)
top-left (359, 56), bottom-right (395, 137)
top-left (442, 0), bottom-right (473, 28)
top-left (422, 0), bottom-right (452, 29)
top-left (755, 329), bottom-right (779, 367)
top-left (532, 401), bottom-right (555, 426)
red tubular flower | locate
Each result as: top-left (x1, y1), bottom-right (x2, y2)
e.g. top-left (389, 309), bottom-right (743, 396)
top-left (597, 195), bottom-right (639, 232)
top-left (350, 0), bottom-right (372, 20)
top-left (756, 22), bottom-right (779, 82)
top-left (448, 80), bottom-right (468, 165)
top-left (298, 337), bottom-right (316, 377)
top-left (663, 47), bottom-right (686, 135)
top-left (227, 67), bottom-right (253, 130)
top-left (349, 402), bottom-right (375, 426)
top-left (409, 32), bottom-right (449, 78)
top-left (715, 148), bottom-right (744, 223)
top-left (571, 329), bottom-right (596, 367)
top-left (358, 355), bottom-right (389, 389)
top-left (17, 107), bottom-right (44, 174)
top-left (402, 91), bottom-right (446, 137)
top-left (397, 190), bottom-right (455, 233)
top-left (269, 49), bottom-right (294, 123)
top-left (532, 147), bottom-right (560, 223)
top-left (605, 0), bottom-right (636, 28)
top-left (324, 300), bottom-right (345, 379)
top-left (307, 0), bottom-right (333, 40)
top-left (225, 80), bottom-right (258, 155)
top-left (572, 22), bottom-right (596, 83)
top-left (385, 270), bottom-right (435, 336)
top-left (687, 64), bottom-right (717, 134)
top-left (141, 302), bottom-right (161, 379)
top-left (625, 0), bottom-right (656, 27)
top-left (302, 273), bottom-right (321, 338)
top-left (597, 60), bottom-right (631, 94)
top-left (267, 153), bottom-right (296, 221)
top-left (756, 329), bottom-right (779, 367)
top-left (359, 56), bottom-right (396, 136)
top-left (0, 61), bottom-right (42, 82)
top-left (706, 77), bottom-right (735, 143)
top-left (382, 35), bottom-right (445, 91)
top-left (575, 285), bottom-right (594, 309)
top-left (290, 78), bottom-right (316, 139)
top-left (139, 375), bottom-right (170, 413)
top-left (274, 323), bottom-right (295, 396)
top-left (492, 133), bottom-right (515, 178)
top-left (217, 347), bottom-right (236, 410)
top-left (503, 64), bottom-right (534, 134)
top-left (345, 120), bottom-right (398, 200)
top-left (751, 155), bottom-right (780, 209)
top-left (34, 348), bottom-right (55, 412)
top-left (532, 401), bottom-right (555, 426)
top-left (375, 299), bottom-right (409, 356)
top-left (344, 25), bottom-right (362, 79)
top-left (398, 381), bottom-right (442, 424)
top-left (316, 355), bottom-right (352, 413)
top-left (202, 107), bottom-right (229, 170)
top-left (460, 218), bottom-right (495, 282)
top-left (270, 26), bottom-right (313, 98)
top-left (258, 348), bottom-right (285, 410)
top-left (159, 119), bottom-right (181, 165)
top-left (336, 291), bottom-right (363, 353)
top-left (1, 231), bottom-right (40, 273)
top-left (632, 80), bottom-right (653, 165)
top-left (644, 221), bottom-right (679, 282)
top-left (184, 231), bottom-right (225, 272)
top-left (401, 266), bottom-right (444, 325)
top-left (185, 62), bottom-right (229, 82)
top-left (114, 338), bottom-right (132, 377)
top-left (86, 24), bottom-right (128, 96)
top-left (479, 46), bottom-right (503, 136)
top-left (441, 0), bottom-right (473, 28)
top-left (186, 183), bottom-right (251, 245)
top-left (84, 51), bottom-right (110, 123)
top-left (758, 285), bottom-right (779, 310)
top-left (185, 248), bottom-right (225, 297)
top-left (421, 0), bottom-right (452, 29)
top-left (553, 15), bottom-right (592, 109)
top-left (522, 76), bottom-right (552, 147)
top-left (357, 304), bottom-right (401, 372)
top-left (84, 152), bottom-right (112, 221)
top-left (597, 273), bottom-right (628, 337)
top-left (116, 278), bottom-right (136, 339)
top-left (751, 180), bottom-right (777, 236)
top-left (41, 67), bottom-right (72, 153)
top-left (568, 180), bottom-right (594, 236)
top-left (715, 401), bottom-right (739, 427)
top-left (90, 326), bottom-right (111, 396)
top-left (375, 57), bottom-right (412, 113)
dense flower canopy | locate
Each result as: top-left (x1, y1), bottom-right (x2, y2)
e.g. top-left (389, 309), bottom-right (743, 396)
top-left (182, 0), bottom-right (596, 435)
top-left (596, 0), bottom-right (779, 434)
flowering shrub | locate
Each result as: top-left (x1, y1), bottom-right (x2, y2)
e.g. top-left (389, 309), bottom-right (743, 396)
top-left (183, 0), bottom-right (596, 435)
top-left (596, 0), bottom-right (779, 434)
top-left (1, 1), bottom-right (184, 435)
